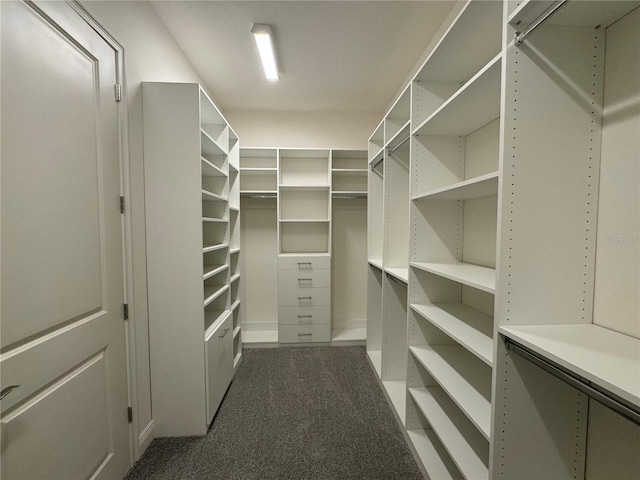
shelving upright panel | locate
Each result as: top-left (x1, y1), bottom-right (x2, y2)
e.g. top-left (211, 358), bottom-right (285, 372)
top-left (142, 82), bottom-right (238, 436)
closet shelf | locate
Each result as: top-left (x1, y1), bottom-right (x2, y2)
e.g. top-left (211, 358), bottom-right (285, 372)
top-left (409, 387), bottom-right (489, 480)
top-left (203, 264), bottom-right (228, 280)
top-left (410, 345), bottom-right (492, 440)
top-left (204, 309), bottom-right (231, 334)
top-left (203, 243), bottom-right (229, 253)
top-left (233, 352), bottom-right (242, 369)
top-left (383, 380), bottom-right (407, 426)
top-left (499, 324), bottom-right (640, 407)
top-left (411, 303), bottom-right (493, 366)
top-left (204, 284), bottom-right (229, 307)
top-left (368, 258), bottom-right (384, 271)
top-left (202, 216), bottom-right (227, 223)
top-left (240, 190), bottom-right (278, 196)
top-left (240, 167), bottom-right (277, 174)
top-left (411, 262), bottom-right (495, 294)
top-left (229, 247), bottom-right (240, 255)
top-left (386, 120), bottom-right (411, 151)
top-left (406, 429), bottom-right (464, 480)
top-left (413, 172), bottom-right (499, 201)
top-left (385, 267), bottom-right (409, 284)
top-left (279, 219), bottom-right (330, 223)
top-left (201, 129), bottom-right (227, 157)
top-left (230, 299), bottom-right (240, 311)
top-left (233, 325), bottom-right (241, 339)
top-left (331, 327), bottom-right (366, 342)
top-left (230, 273), bottom-right (241, 283)
top-left (508, 0), bottom-right (639, 29)
top-left (229, 205), bottom-right (240, 212)
top-left (201, 157), bottom-right (226, 177)
top-left (228, 163), bottom-right (238, 173)
top-left (202, 190), bottom-right (228, 202)
top-left (331, 168), bottom-right (368, 175)
top-left (413, 54), bottom-right (501, 137)
top-left (279, 185), bottom-right (331, 191)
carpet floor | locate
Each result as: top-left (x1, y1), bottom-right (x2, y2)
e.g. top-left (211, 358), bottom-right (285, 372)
top-left (125, 346), bottom-right (423, 479)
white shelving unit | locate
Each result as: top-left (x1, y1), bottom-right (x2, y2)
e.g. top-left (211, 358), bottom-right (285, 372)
top-left (142, 82), bottom-right (239, 436)
top-left (367, 0), bottom-right (639, 478)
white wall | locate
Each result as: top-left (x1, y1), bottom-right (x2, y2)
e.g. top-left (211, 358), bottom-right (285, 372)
top-left (81, 0), bottom-right (217, 458)
top-left (225, 110), bottom-right (380, 150)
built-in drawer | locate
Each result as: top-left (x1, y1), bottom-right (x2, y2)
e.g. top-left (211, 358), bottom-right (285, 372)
top-left (278, 269), bottom-right (330, 289)
top-left (278, 255), bottom-right (331, 271)
top-left (278, 287), bottom-right (330, 307)
top-left (278, 306), bottom-right (330, 325)
top-left (278, 324), bottom-right (330, 343)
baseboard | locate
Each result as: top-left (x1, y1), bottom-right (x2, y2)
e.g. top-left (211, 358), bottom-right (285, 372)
top-left (138, 420), bottom-right (155, 457)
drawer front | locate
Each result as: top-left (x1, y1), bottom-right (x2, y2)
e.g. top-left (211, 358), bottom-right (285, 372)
top-left (278, 287), bottom-right (330, 307)
top-left (278, 306), bottom-right (330, 325)
top-left (278, 255), bottom-right (331, 271)
top-left (205, 313), bottom-right (234, 423)
top-left (278, 324), bottom-right (330, 343)
top-left (278, 269), bottom-right (330, 289)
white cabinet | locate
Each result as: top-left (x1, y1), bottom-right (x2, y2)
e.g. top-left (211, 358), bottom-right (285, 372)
top-left (142, 82), bottom-right (240, 436)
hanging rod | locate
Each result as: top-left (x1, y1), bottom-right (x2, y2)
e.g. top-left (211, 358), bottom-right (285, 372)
top-left (504, 337), bottom-right (640, 426)
top-left (514, 0), bottom-right (569, 46)
top-left (240, 193), bottom-right (277, 199)
top-left (332, 194), bottom-right (365, 199)
top-left (387, 134), bottom-right (410, 157)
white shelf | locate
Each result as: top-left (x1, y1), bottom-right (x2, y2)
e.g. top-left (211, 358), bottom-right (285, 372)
top-left (229, 205), bottom-right (239, 212)
top-left (386, 120), bottom-right (411, 150)
top-left (385, 267), bottom-right (409, 284)
top-left (279, 219), bottom-right (330, 223)
top-left (204, 284), bottom-right (229, 307)
top-left (499, 324), bottom-right (640, 408)
top-left (331, 327), bottom-right (366, 342)
top-left (230, 299), bottom-right (240, 311)
top-left (332, 191), bottom-right (367, 197)
top-left (229, 247), bottom-right (240, 255)
top-left (230, 273), bottom-right (241, 283)
top-left (203, 243), bottom-right (228, 253)
top-left (201, 157), bottom-right (226, 177)
top-left (411, 262), bottom-right (495, 294)
top-left (203, 264), bottom-right (228, 281)
top-left (413, 55), bottom-right (501, 137)
top-left (367, 350), bottom-right (382, 378)
top-left (407, 429), bottom-right (464, 480)
top-left (202, 190), bottom-right (227, 202)
top-left (233, 325), bottom-right (241, 339)
top-left (413, 172), bottom-right (499, 201)
top-left (233, 352), bottom-right (242, 369)
top-left (202, 217), bottom-right (226, 223)
top-left (279, 185), bottom-right (330, 191)
top-left (240, 190), bottom-right (278, 195)
top-left (382, 379), bottom-right (407, 426)
top-left (509, 0), bottom-right (640, 29)
top-left (332, 168), bottom-right (368, 174)
top-left (201, 129), bottom-right (226, 157)
top-left (409, 387), bottom-right (489, 480)
top-left (410, 345), bottom-right (491, 440)
top-left (411, 303), bottom-right (493, 366)
top-left (368, 259), bottom-right (384, 271)
top-left (240, 167), bottom-right (277, 174)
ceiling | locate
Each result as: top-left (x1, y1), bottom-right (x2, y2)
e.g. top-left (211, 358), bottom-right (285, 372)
top-left (150, 1), bottom-right (456, 114)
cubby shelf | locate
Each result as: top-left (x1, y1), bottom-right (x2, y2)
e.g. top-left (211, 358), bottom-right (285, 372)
top-left (202, 190), bottom-right (227, 202)
top-left (406, 429), bottom-right (463, 480)
top-left (386, 120), bottom-right (411, 149)
top-left (202, 217), bottom-right (226, 223)
top-left (204, 284), bottom-right (229, 307)
top-left (201, 158), bottom-right (226, 177)
top-left (499, 324), bottom-right (640, 407)
top-left (233, 325), bottom-right (241, 339)
top-left (411, 262), bottom-right (495, 294)
top-left (385, 267), bottom-right (409, 284)
top-left (203, 264), bottom-right (228, 280)
top-left (200, 129), bottom-right (226, 157)
top-left (368, 259), bottom-right (383, 271)
top-left (408, 387), bottom-right (489, 480)
top-left (413, 171), bottom-right (499, 201)
top-left (411, 303), bottom-right (493, 366)
top-left (230, 273), bottom-right (240, 283)
top-left (413, 54), bottom-right (501, 137)
top-left (410, 345), bottom-right (491, 440)
top-left (203, 243), bottom-right (228, 253)
top-left (230, 299), bottom-right (241, 311)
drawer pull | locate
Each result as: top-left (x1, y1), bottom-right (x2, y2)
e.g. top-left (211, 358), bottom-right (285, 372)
top-left (298, 333), bottom-right (312, 337)
top-left (219, 328), bottom-right (230, 338)
top-left (297, 262), bottom-right (312, 270)
top-left (1, 385), bottom-right (20, 401)
top-left (298, 278), bottom-right (312, 284)
top-left (298, 315), bottom-right (312, 319)
top-left (297, 296), bottom-right (312, 304)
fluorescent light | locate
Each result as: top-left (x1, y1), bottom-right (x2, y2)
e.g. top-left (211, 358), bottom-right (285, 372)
top-left (251, 24), bottom-right (279, 81)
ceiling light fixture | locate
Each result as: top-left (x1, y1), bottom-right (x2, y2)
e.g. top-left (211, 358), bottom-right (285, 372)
top-left (251, 24), bottom-right (279, 81)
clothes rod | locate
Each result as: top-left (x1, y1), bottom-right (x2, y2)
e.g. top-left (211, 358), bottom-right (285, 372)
top-left (504, 337), bottom-right (640, 426)
top-left (387, 134), bottom-right (410, 157)
top-left (240, 194), bottom-right (277, 199)
top-left (514, 0), bottom-right (569, 46)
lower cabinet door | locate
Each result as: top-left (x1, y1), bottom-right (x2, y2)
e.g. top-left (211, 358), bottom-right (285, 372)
top-left (205, 312), bottom-right (234, 425)
top-left (278, 324), bottom-right (330, 343)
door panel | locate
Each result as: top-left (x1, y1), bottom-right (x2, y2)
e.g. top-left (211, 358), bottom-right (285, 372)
top-left (1, 1), bottom-right (130, 478)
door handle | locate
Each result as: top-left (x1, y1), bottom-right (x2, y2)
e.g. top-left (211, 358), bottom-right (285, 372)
top-left (0, 385), bottom-right (20, 401)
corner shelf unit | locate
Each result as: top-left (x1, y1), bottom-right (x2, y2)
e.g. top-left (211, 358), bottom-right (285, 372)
top-left (367, 1), bottom-right (640, 479)
top-left (142, 82), bottom-right (240, 436)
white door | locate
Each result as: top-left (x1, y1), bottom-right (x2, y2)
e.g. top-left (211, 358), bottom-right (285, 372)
top-left (1, 1), bottom-right (130, 478)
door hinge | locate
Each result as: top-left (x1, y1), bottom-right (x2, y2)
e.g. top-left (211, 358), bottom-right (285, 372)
top-left (128, 407), bottom-right (133, 423)
top-left (123, 304), bottom-right (129, 320)
top-left (120, 196), bottom-right (125, 214)
top-left (115, 83), bottom-right (122, 102)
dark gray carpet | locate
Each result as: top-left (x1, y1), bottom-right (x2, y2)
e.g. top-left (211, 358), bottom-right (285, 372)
top-left (125, 346), bottom-right (423, 479)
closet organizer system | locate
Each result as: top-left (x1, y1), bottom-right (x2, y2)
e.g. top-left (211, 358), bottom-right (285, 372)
top-left (142, 83), bottom-right (241, 436)
top-left (366, 1), bottom-right (640, 479)
top-left (239, 148), bottom-right (368, 345)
